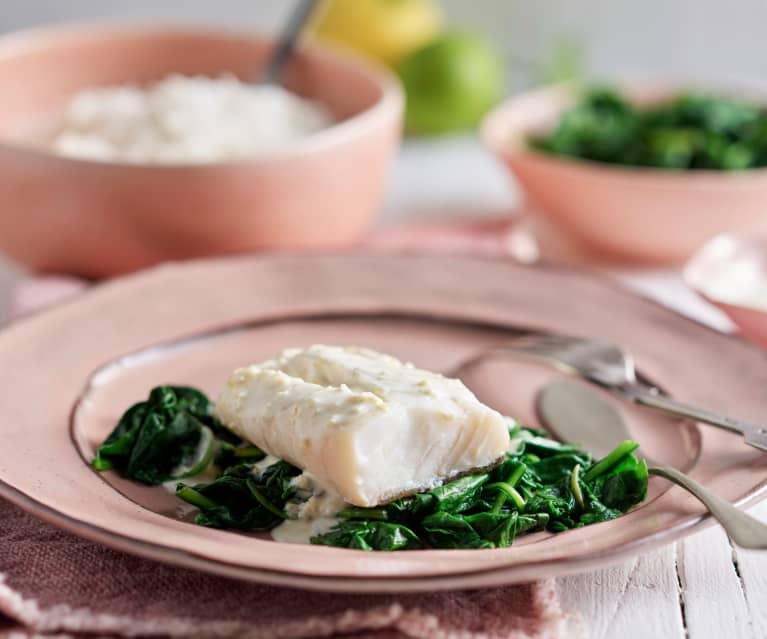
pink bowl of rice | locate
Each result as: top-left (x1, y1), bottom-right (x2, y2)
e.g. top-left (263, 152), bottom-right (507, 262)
top-left (0, 24), bottom-right (402, 277)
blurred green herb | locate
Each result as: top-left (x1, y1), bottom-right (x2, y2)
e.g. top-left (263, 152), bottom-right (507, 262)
top-left (531, 87), bottom-right (767, 170)
top-left (541, 36), bottom-right (585, 85)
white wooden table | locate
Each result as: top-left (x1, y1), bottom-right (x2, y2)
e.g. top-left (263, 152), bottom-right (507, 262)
top-left (0, 135), bottom-right (764, 638)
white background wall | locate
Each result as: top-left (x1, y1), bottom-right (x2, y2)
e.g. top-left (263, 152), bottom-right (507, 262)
top-left (1, 1), bottom-right (766, 92)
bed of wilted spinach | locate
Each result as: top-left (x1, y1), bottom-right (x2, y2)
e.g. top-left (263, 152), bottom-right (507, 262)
top-left (93, 386), bottom-right (648, 551)
top-left (530, 87), bottom-right (767, 170)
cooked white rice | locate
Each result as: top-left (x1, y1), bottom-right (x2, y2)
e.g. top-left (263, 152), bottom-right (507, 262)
top-left (52, 74), bottom-right (333, 164)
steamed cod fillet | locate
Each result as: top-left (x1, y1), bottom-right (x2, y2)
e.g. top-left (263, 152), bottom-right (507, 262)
top-left (214, 345), bottom-right (510, 507)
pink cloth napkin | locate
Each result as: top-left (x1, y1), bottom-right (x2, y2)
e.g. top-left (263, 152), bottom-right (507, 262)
top-left (1, 218), bottom-right (583, 639)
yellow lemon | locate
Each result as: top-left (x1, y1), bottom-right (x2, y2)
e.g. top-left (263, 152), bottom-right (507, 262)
top-left (310, 0), bottom-right (443, 67)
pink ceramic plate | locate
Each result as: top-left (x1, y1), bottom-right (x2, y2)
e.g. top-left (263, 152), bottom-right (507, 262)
top-left (1, 254), bottom-right (766, 592)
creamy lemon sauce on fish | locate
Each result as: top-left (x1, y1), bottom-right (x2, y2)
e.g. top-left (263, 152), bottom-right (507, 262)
top-left (246, 454), bottom-right (346, 544)
top-left (271, 471), bottom-right (348, 544)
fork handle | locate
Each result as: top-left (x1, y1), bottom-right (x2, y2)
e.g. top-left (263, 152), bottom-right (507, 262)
top-left (620, 385), bottom-right (767, 452)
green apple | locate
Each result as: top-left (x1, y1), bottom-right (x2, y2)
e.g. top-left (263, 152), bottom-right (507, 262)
top-left (398, 31), bottom-right (504, 135)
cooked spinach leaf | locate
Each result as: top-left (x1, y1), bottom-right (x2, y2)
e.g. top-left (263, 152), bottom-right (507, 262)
top-left (177, 461), bottom-right (301, 530)
top-left (421, 511), bottom-right (495, 549)
top-left (585, 451), bottom-right (648, 512)
top-left (383, 492), bottom-right (435, 521)
top-left (429, 474), bottom-right (490, 513)
top-left (215, 442), bottom-right (267, 471)
top-left (311, 520), bottom-right (422, 551)
top-left (92, 386), bottom-right (223, 485)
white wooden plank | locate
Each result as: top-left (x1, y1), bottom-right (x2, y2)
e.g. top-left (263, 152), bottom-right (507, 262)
top-left (730, 501), bottom-right (767, 639)
top-left (678, 522), bottom-right (754, 639)
top-left (557, 544), bottom-right (685, 639)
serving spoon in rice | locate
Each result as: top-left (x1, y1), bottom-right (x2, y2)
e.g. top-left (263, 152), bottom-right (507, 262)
top-left (260, 0), bottom-right (321, 85)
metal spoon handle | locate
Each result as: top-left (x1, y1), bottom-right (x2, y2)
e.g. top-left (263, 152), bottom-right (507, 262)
top-left (649, 466), bottom-right (767, 549)
top-left (621, 385), bottom-right (767, 452)
top-left (261, 0), bottom-right (320, 84)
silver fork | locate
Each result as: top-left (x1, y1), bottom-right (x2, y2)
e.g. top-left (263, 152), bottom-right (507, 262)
top-left (452, 334), bottom-right (767, 452)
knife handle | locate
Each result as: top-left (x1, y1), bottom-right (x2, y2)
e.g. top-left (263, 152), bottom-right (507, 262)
top-left (620, 385), bottom-right (767, 453)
